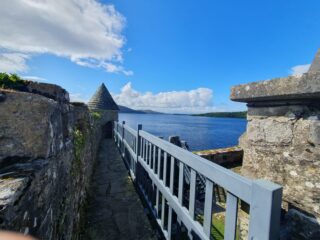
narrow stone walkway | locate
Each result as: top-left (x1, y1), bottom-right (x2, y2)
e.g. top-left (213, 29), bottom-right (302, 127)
top-left (83, 139), bottom-right (156, 240)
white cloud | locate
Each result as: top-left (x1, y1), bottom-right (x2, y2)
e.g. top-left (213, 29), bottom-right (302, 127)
top-left (113, 82), bottom-right (216, 114)
top-left (0, 0), bottom-right (131, 74)
top-left (103, 63), bottom-right (134, 76)
top-left (0, 53), bottom-right (29, 72)
top-left (290, 64), bottom-right (310, 76)
top-left (70, 93), bottom-right (88, 103)
top-left (21, 75), bottom-right (46, 81)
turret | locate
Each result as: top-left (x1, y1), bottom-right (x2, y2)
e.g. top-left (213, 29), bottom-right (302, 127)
top-left (88, 83), bottom-right (119, 138)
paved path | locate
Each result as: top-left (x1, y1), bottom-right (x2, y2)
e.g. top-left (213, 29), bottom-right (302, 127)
top-left (83, 139), bottom-right (156, 240)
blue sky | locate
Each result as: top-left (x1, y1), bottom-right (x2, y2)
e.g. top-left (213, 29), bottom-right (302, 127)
top-left (0, 0), bottom-right (319, 113)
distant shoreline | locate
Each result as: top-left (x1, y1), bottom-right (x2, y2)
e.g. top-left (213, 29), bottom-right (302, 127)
top-left (119, 105), bottom-right (247, 119)
top-left (192, 111), bottom-right (247, 119)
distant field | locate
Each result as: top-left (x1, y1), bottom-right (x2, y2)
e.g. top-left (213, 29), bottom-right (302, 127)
top-left (192, 111), bottom-right (247, 119)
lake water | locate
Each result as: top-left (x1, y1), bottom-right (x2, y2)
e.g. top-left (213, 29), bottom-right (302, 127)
top-left (119, 113), bottom-right (247, 151)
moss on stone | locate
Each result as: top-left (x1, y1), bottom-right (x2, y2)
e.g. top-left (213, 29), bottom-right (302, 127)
top-left (73, 128), bottom-right (85, 161)
top-left (90, 111), bottom-right (102, 121)
top-left (71, 126), bottom-right (86, 178)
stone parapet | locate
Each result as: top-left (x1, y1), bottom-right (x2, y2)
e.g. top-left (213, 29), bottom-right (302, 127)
top-left (0, 83), bottom-right (105, 239)
top-left (230, 72), bottom-right (320, 104)
top-left (231, 50), bottom-right (320, 239)
top-left (26, 81), bottom-right (70, 103)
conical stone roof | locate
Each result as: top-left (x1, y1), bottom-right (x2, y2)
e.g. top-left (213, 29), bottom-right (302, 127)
top-left (88, 83), bottom-right (119, 111)
top-left (309, 48), bottom-right (320, 73)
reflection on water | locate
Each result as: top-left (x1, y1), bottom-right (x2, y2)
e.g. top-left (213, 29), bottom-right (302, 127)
top-left (119, 113), bottom-right (247, 151)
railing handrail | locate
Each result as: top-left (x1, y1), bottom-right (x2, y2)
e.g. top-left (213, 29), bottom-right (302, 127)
top-left (139, 129), bottom-right (253, 203)
top-left (113, 121), bottom-right (282, 240)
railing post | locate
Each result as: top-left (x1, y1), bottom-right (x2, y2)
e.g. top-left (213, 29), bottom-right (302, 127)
top-left (248, 179), bottom-right (282, 240)
top-left (117, 120), bottom-right (120, 147)
top-left (136, 124), bottom-right (142, 157)
top-left (113, 121), bottom-right (116, 142)
top-left (121, 121), bottom-right (125, 155)
top-left (136, 124), bottom-right (142, 176)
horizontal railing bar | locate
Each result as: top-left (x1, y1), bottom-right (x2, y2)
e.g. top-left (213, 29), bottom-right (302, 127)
top-left (123, 123), bottom-right (138, 136)
top-left (115, 131), bottom-right (122, 141)
top-left (114, 121), bottom-right (282, 240)
top-left (123, 139), bottom-right (137, 160)
top-left (139, 130), bottom-right (252, 203)
top-left (139, 156), bottom-right (209, 240)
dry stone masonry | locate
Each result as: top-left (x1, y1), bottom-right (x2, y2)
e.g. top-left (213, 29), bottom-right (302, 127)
top-left (231, 49), bottom-right (320, 239)
top-left (0, 81), bottom-right (117, 239)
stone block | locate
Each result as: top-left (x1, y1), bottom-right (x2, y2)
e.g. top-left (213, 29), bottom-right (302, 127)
top-left (230, 72), bottom-right (320, 103)
top-left (0, 90), bottom-right (64, 163)
top-left (309, 121), bottom-right (320, 145)
top-left (26, 81), bottom-right (69, 103)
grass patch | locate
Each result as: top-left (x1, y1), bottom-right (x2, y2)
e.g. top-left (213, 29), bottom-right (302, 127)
top-left (197, 214), bottom-right (240, 240)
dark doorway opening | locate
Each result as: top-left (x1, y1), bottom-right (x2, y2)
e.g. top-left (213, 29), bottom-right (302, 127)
top-left (103, 121), bottom-right (113, 138)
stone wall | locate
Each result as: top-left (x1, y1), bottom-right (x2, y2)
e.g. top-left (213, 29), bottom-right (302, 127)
top-left (231, 70), bottom-right (320, 239)
top-left (0, 83), bottom-right (105, 239)
top-left (194, 146), bottom-right (243, 168)
top-left (100, 110), bottom-right (118, 123)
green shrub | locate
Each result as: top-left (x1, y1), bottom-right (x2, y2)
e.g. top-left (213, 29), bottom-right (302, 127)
top-left (91, 111), bottom-right (102, 120)
top-left (0, 72), bottom-right (28, 90)
top-left (73, 128), bottom-right (85, 161)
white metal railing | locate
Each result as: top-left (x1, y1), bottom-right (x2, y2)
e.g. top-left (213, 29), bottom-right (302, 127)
top-left (113, 121), bottom-right (282, 240)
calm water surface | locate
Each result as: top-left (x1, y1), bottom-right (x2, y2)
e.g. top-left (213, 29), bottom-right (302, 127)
top-left (119, 113), bottom-right (247, 151)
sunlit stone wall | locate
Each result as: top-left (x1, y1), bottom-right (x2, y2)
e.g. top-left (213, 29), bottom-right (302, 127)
top-left (231, 70), bottom-right (320, 239)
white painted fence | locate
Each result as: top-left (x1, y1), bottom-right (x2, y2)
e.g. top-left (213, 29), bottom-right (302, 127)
top-left (114, 121), bottom-right (282, 240)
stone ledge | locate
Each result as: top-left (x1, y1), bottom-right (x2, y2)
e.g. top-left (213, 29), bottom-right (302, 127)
top-left (194, 146), bottom-right (243, 167)
top-left (230, 72), bottom-right (320, 103)
top-left (26, 81), bottom-right (69, 103)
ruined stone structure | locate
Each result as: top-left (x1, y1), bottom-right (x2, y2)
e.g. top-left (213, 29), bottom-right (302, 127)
top-left (195, 146), bottom-right (243, 168)
top-left (231, 49), bottom-right (320, 239)
top-left (88, 83), bottom-right (119, 138)
top-left (0, 81), bottom-right (117, 239)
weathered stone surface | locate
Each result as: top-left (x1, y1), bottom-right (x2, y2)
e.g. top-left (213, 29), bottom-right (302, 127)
top-left (0, 85), bottom-right (106, 239)
top-left (194, 146), bottom-right (243, 167)
top-left (0, 91), bottom-right (6, 102)
top-left (0, 177), bottom-right (29, 206)
top-left (0, 90), bottom-right (64, 162)
top-left (230, 72), bottom-right (320, 102)
top-left (100, 109), bottom-right (118, 123)
top-left (87, 83), bottom-right (119, 111)
top-left (233, 63), bottom-right (320, 239)
top-left (309, 48), bottom-right (320, 73)
top-left (284, 209), bottom-right (320, 240)
top-left (241, 105), bottom-right (320, 217)
top-left (82, 139), bottom-right (156, 240)
top-left (26, 81), bottom-right (69, 103)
